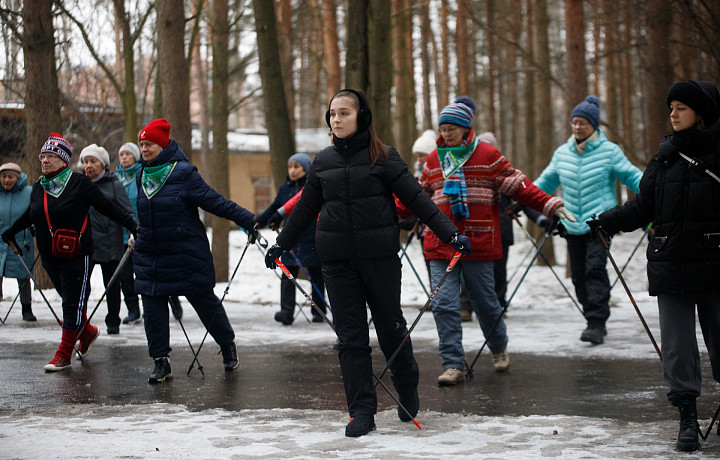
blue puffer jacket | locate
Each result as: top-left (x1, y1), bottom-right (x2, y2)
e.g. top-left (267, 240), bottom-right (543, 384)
top-left (535, 129), bottom-right (642, 235)
top-left (133, 140), bottom-right (256, 296)
top-left (255, 175), bottom-right (321, 268)
top-left (0, 173), bottom-right (33, 278)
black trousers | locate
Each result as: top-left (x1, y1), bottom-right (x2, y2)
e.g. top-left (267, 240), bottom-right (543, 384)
top-left (322, 255), bottom-right (419, 416)
top-left (566, 234), bottom-right (611, 327)
top-left (493, 242), bottom-right (511, 309)
top-left (119, 247), bottom-right (140, 315)
top-left (142, 290), bottom-right (235, 358)
top-left (280, 265), bottom-right (326, 317)
top-left (42, 255), bottom-right (92, 330)
top-left (93, 260), bottom-right (122, 329)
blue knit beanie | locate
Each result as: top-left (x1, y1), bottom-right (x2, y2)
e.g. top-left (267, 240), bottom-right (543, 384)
top-left (288, 153), bottom-right (312, 173)
top-left (570, 95), bottom-right (600, 129)
top-left (438, 96), bottom-right (476, 128)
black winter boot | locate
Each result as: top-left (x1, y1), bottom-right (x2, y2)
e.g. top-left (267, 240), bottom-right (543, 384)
top-left (274, 310), bottom-right (294, 326)
top-left (397, 387), bottom-right (419, 422)
top-left (21, 303), bottom-right (37, 322)
top-left (148, 357), bottom-right (172, 384)
top-left (221, 341), bottom-right (239, 371)
top-left (345, 414), bottom-right (376, 437)
top-left (676, 398), bottom-right (701, 452)
top-left (580, 325), bottom-right (607, 345)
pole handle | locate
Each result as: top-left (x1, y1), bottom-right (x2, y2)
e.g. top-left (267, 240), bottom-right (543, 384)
top-left (7, 238), bottom-right (20, 255)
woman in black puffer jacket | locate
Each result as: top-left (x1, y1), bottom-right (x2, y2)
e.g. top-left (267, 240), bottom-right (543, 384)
top-left (595, 80), bottom-right (720, 453)
top-left (265, 89), bottom-right (468, 437)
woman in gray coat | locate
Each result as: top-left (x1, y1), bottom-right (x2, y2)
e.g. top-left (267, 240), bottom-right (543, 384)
top-left (80, 144), bottom-right (137, 335)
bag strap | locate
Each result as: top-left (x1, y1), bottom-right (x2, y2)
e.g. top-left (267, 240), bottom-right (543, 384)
top-left (43, 190), bottom-right (89, 236)
top-left (678, 151), bottom-right (720, 185)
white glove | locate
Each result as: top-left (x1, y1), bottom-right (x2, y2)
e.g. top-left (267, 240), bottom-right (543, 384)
top-left (555, 206), bottom-right (576, 222)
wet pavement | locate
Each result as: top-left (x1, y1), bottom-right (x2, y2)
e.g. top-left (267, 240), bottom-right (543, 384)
top-left (4, 342), bottom-right (720, 425)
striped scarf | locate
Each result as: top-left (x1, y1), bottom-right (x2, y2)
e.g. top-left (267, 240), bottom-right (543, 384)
top-left (437, 129), bottom-right (478, 220)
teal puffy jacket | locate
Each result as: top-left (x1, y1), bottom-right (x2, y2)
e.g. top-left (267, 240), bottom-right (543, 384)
top-left (535, 129), bottom-right (642, 235)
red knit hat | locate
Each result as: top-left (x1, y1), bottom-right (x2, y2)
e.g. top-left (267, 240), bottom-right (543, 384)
top-left (138, 118), bottom-right (171, 148)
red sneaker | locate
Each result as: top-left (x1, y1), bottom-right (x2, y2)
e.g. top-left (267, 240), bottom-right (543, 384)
top-left (43, 355), bottom-right (72, 372)
top-left (76, 325), bottom-right (100, 359)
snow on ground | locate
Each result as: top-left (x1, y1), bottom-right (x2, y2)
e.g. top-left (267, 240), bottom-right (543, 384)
top-left (0, 225), bottom-right (711, 459)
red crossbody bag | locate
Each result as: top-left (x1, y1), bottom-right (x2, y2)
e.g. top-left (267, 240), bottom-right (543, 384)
top-left (44, 191), bottom-right (88, 259)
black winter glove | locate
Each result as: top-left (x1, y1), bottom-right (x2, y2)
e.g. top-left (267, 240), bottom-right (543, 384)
top-left (535, 215), bottom-right (552, 230)
top-left (1, 230), bottom-right (20, 255)
top-left (265, 244), bottom-right (286, 269)
top-left (586, 218), bottom-right (607, 241)
top-left (448, 232), bottom-right (471, 256)
top-left (268, 212), bottom-right (284, 231)
top-left (554, 222), bottom-right (568, 238)
top-left (247, 223), bottom-right (260, 244)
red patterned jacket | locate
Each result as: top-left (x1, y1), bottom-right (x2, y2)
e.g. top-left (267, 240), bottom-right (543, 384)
top-left (399, 141), bottom-right (563, 261)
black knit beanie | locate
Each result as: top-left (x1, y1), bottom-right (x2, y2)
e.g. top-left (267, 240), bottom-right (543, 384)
top-left (666, 80), bottom-right (714, 124)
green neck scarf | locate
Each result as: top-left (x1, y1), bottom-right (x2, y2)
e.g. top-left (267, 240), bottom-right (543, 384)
top-left (40, 167), bottom-right (72, 197)
top-left (141, 162), bottom-right (176, 199)
top-left (437, 138), bottom-right (480, 178)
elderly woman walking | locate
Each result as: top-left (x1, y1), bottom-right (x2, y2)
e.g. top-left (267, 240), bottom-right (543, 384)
top-left (0, 162), bottom-right (35, 321)
top-left (2, 133), bottom-right (138, 372)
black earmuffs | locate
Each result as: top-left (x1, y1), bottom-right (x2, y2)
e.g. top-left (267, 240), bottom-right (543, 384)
top-left (325, 88), bottom-right (373, 132)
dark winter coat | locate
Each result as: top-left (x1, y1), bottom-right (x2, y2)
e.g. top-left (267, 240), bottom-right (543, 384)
top-left (5, 170), bottom-right (137, 263)
top-left (87, 171), bottom-right (137, 263)
top-left (256, 175), bottom-right (321, 268)
top-left (0, 173), bottom-right (34, 278)
top-left (277, 131), bottom-right (457, 262)
top-left (598, 119), bottom-right (720, 296)
top-left (133, 140), bottom-right (256, 297)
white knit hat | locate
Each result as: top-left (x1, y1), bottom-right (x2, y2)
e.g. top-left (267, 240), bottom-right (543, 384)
top-left (119, 142), bottom-right (141, 162)
top-left (79, 144), bottom-right (110, 168)
top-left (412, 130), bottom-right (437, 155)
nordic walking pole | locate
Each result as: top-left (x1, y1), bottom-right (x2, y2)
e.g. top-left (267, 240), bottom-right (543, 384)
top-left (610, 223), bottom-right (653, 290)
top-left (507, 243), bottom-right (535, 285)
top-left (466, 222), bottom-right (554, 376)
top-left (255, 243), bottom-right (311, 318)
top-left (71, 241), bottom-right (135, 365)
top-left (273, 228), bottom-right (326, 322)
top-left (399, 240), bottom-right (431, 298)
top-left (276, 257), bottom-right (422, 430)
top-left (511, 213), bottom-right (585, 318)
top-left (1, 253), bottom-right (40, 325)
top-left (7, 240), bottom-right (62, 326)
top-left (6, 239), bottom-right (84, 360)
top-left (398, 220), bottom-right (419, 263)
top-left (592, 216), bottom-right (662, 360)
top-left (375, 252), bottom-right (462, 384)
top-left (187, 230), bottom-right (263, 376)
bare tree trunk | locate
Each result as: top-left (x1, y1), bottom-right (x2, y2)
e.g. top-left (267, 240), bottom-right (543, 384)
top-left (564, 0), bottom-right (588, 111)
top-left (252, 0), bottom-right (296, 188)
top-left (439, 0), bottom-right (450, 106)
top-left (456, 0), bottom-right (469, 95)
top-left (113, 0), bottom-right (139, 142)
top-left (602, 0), bottom-right (619, 143)
top-left (345, 0), bottom-right (369, 90)
top-left (485, 0), bottom-right (497, 134)
top-left (620, 0), bottom-right (634, 156)
top-left (191, 0), bottom-right (211, 184)
top-left (321, 0), bottom-right (341, 99)
top-left (210, 0), bottom-right (230, 281)
top-left (392, 0), bottom-right (415, 161)
top-left (644, 0), bottom-right (673, 161)
top-left (367, 0), bottom-right (393, 144)
top-left (22, 0), bottom-right (58, 289)
top-left (419, 0), bottom-right (433, 130)
top-left (157, 0), bottom-right (192, 153)
top-left (523, 0), bottom-right (536, 177)
top-left (534, 0), bottom-right (556, 265)
top-left (275, 0), bottom-right (295, 126)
